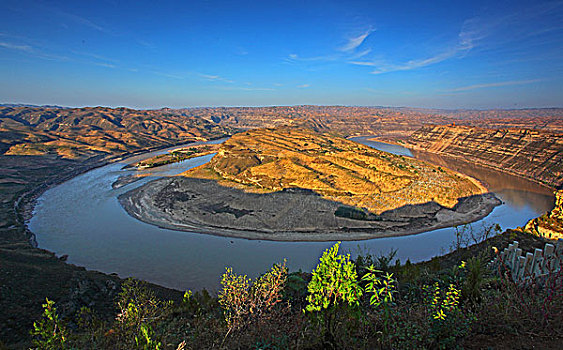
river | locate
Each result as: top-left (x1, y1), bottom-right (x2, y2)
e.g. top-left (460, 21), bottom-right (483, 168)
top-left (29, 137), bottom-right (554, 292)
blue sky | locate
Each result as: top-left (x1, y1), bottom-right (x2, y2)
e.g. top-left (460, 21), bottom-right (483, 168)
top-left (1, 0), bottom-right (562, 109)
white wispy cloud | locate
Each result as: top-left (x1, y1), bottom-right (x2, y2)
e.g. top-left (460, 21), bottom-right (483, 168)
top-left (349, 18), bottom-right (481, 75)
top-left (340, 28), bottom-right (375, 52)
top-left (348, 3), bottom-right (562, 75)
top-left (198, 73), bottom-right (234, 83)
top-left (136, 39), bottom-right (155, 49)
top-left (372, 48), bottom-right (463, 74)
top-left (298, 84), bottom-right (310, 88)
top-left (70, 50), bottom-right (118, 63)
top-left (47, 7), bottom-right (108, 34)
top-left (285, 26), bottom-right (375, 65)
top-left (285, 53), bottom-right (339, 63)
top-left (150, 70), bottom-right (186, 79)
top-left (219, 86), bottom-right (275, 92)
top-left (0, 41), bottom-right (33, 52)
top-left (94, 62), bottom-right (116, 69)
top-left (350, 48), bottom-right (372, 59)
top-left (447, 79), bottom-right (543, 92)
top-left (0, 39), bottom-right (69, 61)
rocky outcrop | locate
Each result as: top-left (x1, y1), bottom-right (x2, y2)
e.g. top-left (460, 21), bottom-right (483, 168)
top-left (405, 125), bottom-right (563, 188)
top-left (525, 190), bottom-right (563, 240)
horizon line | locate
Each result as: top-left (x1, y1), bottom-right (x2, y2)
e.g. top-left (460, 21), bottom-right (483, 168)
top-left (2, 102), bottom-right (563, 112)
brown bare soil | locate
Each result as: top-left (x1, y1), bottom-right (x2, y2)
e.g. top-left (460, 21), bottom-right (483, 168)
top-left (0, 106), bottom-right (233, 159)
top-left (525, 189), bottom-right (563, 240)
top-left (120, 176), bottom-right (499, 241)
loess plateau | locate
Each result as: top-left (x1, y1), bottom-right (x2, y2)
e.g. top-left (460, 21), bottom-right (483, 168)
top-left (183, 127), bottom-right (487, 214)
top-left (119, 127), bottom-right (500, 240)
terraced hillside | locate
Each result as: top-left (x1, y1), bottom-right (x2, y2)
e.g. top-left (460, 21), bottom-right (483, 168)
top-left (184, 127), bottom-right (485, 214)
top-left (405, 125), bottom-right (563, 188)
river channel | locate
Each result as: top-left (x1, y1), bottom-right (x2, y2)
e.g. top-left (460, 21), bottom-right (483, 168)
top-left (29, 137), bottom-right (554, 292)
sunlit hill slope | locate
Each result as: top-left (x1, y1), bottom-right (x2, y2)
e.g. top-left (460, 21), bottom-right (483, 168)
top-left (184, 127), bottom-right (485, 214)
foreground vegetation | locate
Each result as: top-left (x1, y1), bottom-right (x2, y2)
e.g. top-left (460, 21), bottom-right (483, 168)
top-left (25, 229), bottom-right (562, 350)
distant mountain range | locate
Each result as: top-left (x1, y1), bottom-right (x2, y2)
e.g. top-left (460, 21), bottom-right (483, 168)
top-left (0, 103), bottom-right (66, 109)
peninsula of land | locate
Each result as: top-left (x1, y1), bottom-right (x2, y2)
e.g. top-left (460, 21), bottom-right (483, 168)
top-left (120, 127), bottom-right (500, 241)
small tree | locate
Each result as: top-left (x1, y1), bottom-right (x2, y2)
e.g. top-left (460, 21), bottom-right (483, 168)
top-left (30, 298), bottom-right (68, 350)
top-left (305, 242), bottom-right (363, 346)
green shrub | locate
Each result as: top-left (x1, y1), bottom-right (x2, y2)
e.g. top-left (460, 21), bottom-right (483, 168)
top-left (135, 324), bottom-right (161, 350)
top-left (424, 281), bottom-right (471, 349)
top-left (305, 242), bottom-right (363, 346)
top-left (30, 298), bottom-right (68, 350)
top-left (306, 242), bottom-right (362, 312)
top-left (361, 266), bottom-right (397, 343)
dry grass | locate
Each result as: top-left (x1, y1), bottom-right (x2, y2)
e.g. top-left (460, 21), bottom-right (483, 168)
top-left (183, 127), bottom-right (485, 214)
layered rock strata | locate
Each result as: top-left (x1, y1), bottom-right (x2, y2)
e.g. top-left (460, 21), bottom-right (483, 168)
top-left (405, 125), bottom-right (563, 188)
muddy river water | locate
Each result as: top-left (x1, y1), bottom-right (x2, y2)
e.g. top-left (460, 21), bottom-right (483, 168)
top-left (29, 137), bottom-right (554, 292)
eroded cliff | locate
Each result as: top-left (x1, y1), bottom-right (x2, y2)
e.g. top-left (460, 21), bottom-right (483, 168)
top-left (405, 125), bottom-right (563, 188)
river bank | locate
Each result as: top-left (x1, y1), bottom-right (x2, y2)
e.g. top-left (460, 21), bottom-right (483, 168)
top-left (119, 176), bottom-right (501, 242)
top-left (118, 129), bottom-right (500, 242)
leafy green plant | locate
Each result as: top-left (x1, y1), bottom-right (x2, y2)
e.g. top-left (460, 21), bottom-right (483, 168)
top-left (305, 242), bottom-right (363, 346)
top-left (424, 281), bottom-right (470, 349)
top-left (362, 266), bottom-right (397, 338)
top-left (219, 267), bottom-right (250, 332)
top-left (135, 324), bottom-right (161, 350)
top-left (30, 298), bottom-right (68, 350)
top-left (306, 242), bottom-right (362, 312)
top-left (182, 290), bottom-right (200, 315)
